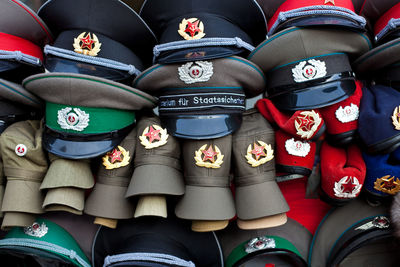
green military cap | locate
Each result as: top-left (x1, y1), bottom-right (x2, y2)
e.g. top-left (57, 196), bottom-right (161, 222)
top-left (175, 134), bottom-right (235, 220)
top-left (0, 218), bottom-right (91, 267)
top-left (0, 120), bottom-right (47, 229)
top-left (40, 154), bottom-right (94, 215)
top-left (232, 109), bottom-right (289, 222)
top-left (126, 114), bottom-right (184, 198)
top-left (84, 128), bottom-right (137, 220)
top-left (309, 198), bottom-right (399, 267)
top-left (23, 72), bottom-right (157, 159)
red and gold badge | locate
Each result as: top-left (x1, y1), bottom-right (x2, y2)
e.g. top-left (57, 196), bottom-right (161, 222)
top-left (294, 110), bottom-right (322, 139)
top-left (102, 146), bottom-right (130, 170)
top-left (245, 141), bottom-right (274, 167)
top-left (374, 175), bottom-right (400, 195)
top-left (139, 124), bottom-right (168, 149)
top-left (73, 32), bottom-right (102, 56)
top-left (194, 144), bottom-right (224, 168)
top-left (178, 18), bottom-right (206, 40)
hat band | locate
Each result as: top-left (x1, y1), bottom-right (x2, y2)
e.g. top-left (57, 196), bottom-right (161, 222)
top-left (153, 37), bottom-right (255, 62)
top-left (268, 6), bottom-right (366, 35)
top-left (375, 18), bottom-right (400, 42)
top-left (0, 32), bottom-right (43, 62)
top-left (46, 102), bottom-right (135, 134)
top-left (104, 252), bottom-right (195, 267)
top-left (44, 45), bottom-right (141, 76)
top-left (159, 89), bottom-right (245, 115)
top-left (225, 235), bottom-right (303, 267)
top-left (0, 50), bottom-right (41, 67)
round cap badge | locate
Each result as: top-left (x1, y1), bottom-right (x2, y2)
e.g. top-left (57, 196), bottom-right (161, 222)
top-left (15, 144), bottom-right (27, 157)
top-left (178, 18), bottom-right (206, 40)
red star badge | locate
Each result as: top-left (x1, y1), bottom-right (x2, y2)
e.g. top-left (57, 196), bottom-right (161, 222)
top-left (108, 148), bottom-right (122, 163)
top-left (80, 33), bottom-right (95, 50)
top-left (382, 177), bottom-right (397, 190)
top-left (251, 142), bottom-right (266, 160)
top-left (185, 20), bottom-right (201, 37)
top-left (144, 125), bottom-right (161, 143)
top-left (296, 114), bottom-right (315, 131)
top-left (202, 145), bottom-right (218, 163)
top-left (341, 177), bottom-right (356, 193)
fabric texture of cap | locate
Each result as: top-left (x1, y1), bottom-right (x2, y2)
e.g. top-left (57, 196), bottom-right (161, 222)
top-left (139, 0), bottom-right (266, 63)
top-left (38, 0), bottom-right (156, 80)
top-left (126, 115), bottom-right (184, 197)
top-left (309, 198), bottom-right (397, 267)
top-left (256, 98), bottom-right (326, 141)
top-left (274, 129), bottom-right (316, 177)
top-left (92, 216), bottom-right (223, 267)
top-left (175, 135), bottom-right (235, 220)
top-left (358, 84), bottom-right (400, 154)
top-left (318, 80), bottom-right (362, 146)
top-left (248, 26), bottom-right (371, 111)
top-left (0, 152), bottom-right (4, 218)
top-left (23, 72), bottom-right (157, 159)
top-left (43, 187), bottom-right (84, 215)
top-left (0, 120), bottom-right (47, 229)
top-left (232, 109), bottom-right (289, 220)
top-left (133, 56), bottom-right (266, 139)
top-left (267, 0), bottom-right (366, 36)
top-left (320, 142), bottom-right (366, 206)
top-left (0, 218), bottom-right (91, 267)
top-left (85, 128), bottom-right (137, 220)
top-left (218, 218), bottom-right (311, 267)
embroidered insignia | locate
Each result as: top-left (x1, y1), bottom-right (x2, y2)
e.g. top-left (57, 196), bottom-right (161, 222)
top-left (294, 110), bottom-right (322, 139)
top-left (24, 222), bottom-right (48, 238)
top-left (57, 107), bottom-right (90, 131)
top-left (73, 32), bottom-right (102, 56)
top-left (292, 59), bottom-right (327, 83)
top-left (392, 106), bottom-right (400, 130)
top-left (245, 141), bottom-right (274, 167)
top-left (102, 146), bottom-right (130, 170)
top-left (178, 18), bottom-right (206, 40)
top-left (335, 103), bottom-right (359, 123)
top-left (245, 237), bottom-right (276, 254)
top-left (139, 124), bottom-right (169, 149)
top-left (334, 176), bottom-right (362, 198)
top-left (355, 216), bottom-right (390, 231)
top-left (178, 61), bottom-right (213, 84)
top-left (285, 138), bottom-right (311, 157)
top-left (374, 175), bottom-right (400, 195)
top-left (15, 144), bottom-right (27, 157)
top-left (194, 144), bottom-right (224, 168)
top-left (324, 0), bottom-right (335, 5)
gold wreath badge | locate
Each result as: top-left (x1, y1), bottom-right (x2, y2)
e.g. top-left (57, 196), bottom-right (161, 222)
top-left (138, 124), bottom-right (168, 149)
top-left (178, 18), bottom-right (206, 40)
top-left (102, 146), bottom-right (130, 170)
top-left (245, 141), bottom-right (274, 167)
top-left (194, 144), bottom-right (224, 168)
top-left (392, 106), bottom-right (400, 130)
top-left (294, 110), bottom-right (322, 139)
top-left (73, 32), bottom-right (102, 57)
top-left (374, 175), bottom-right (400, 195)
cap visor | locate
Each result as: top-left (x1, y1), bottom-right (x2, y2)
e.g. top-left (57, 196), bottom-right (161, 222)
top-left (235, 180), bottom-right (289, 220)
top-left (43, 187), bottom-right (84, 212)
top-left (1, 180), bottom-right (44, 213)
top-left (161, 113), bottom-right (242, 140)
top-left (85, 183), bottom-right (135, 219)
top-left (175, 185), bottom-right (235, 220)
top-left (126, 165), bottom-right (185, 197)
top-left (269, 78), bottom-right (356, 111)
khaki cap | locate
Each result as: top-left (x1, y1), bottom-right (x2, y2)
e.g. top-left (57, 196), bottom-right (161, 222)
top-left (43, 187), bottom-right (84, 214)
top-left (85, 128), bottom-right (137, 219)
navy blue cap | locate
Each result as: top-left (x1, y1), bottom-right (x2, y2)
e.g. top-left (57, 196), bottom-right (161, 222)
top-left (358, 84), bottom-right (400, 154)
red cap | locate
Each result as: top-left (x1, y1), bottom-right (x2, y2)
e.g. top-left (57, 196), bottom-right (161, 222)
top-left (0, 32), bottom-right (43, 62)
top-left (320, 142), bottom-right (366, 204)
top-left (374, 2), bottom-right (400, 39)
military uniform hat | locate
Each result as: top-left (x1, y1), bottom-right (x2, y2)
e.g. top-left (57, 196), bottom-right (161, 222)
top-left (0, 218), bottom-right (91, 267)
top-left (266, 0), bottom-right (366, 36)
top-left (218, 218), bottom-right (311, 267)
top-left (133, 56), bottom-right (266, 139)
top-left (126, 115), bottom-right (184, 198)
top-left (38, 0), bottom-right (156, 82)
top-left (139, 0), bottom-right (266, 64)
top-left (309, 199), bottom-right (399, 267)
top-left (92, 216), bottom-right (223, 267)
top-left (232, 109), bottom-right (289, 221)
top-left (175, 134), bottom-right (235, 221)
top-left (248, 26), bottom-right (371, 111)
top-left (85, 128), bottom-right (137, 220)
top-left (23, 72), bottom-right (157, 159)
